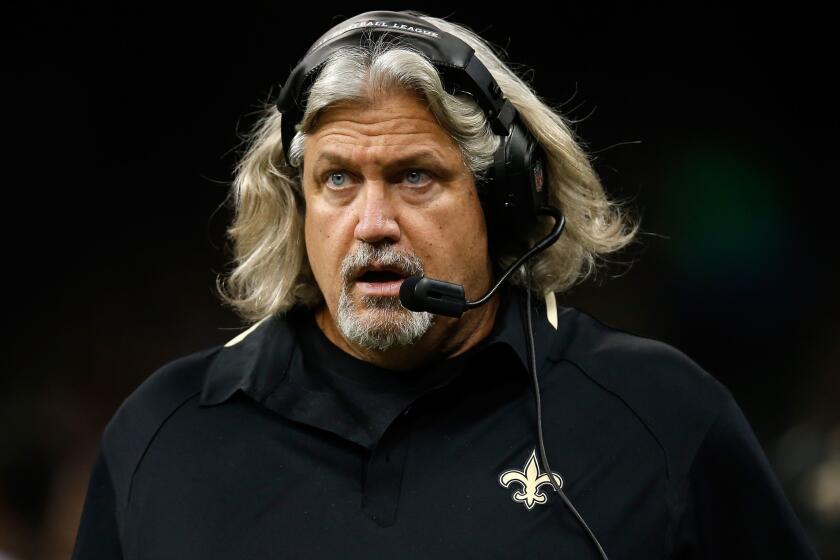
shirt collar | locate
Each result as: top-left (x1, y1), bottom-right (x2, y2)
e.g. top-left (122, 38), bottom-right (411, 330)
top-left (199, 284), bottom-right (558, 409)
top-left (199, 313), bottom-right (296, 406)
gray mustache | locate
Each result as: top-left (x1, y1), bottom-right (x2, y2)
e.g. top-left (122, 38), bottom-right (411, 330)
top-left (340, 243), bottom-right (424, 282)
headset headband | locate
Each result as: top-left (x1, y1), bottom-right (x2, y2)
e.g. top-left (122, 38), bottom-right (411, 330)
top-left (274, 10), bottom-right (550, 245)
top-left (274, 10), bottom-right (517, 166)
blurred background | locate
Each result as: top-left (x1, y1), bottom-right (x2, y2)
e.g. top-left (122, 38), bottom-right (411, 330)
top-left (5, 2), bottom-right (837, 558)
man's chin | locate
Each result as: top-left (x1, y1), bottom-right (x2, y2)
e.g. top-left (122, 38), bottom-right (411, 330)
top-left (336, 294), bottom-right (434, 352)
top-left (350, 300), bottom-right (412, 327)
top-left (356, 292), bottom-right (406, 311)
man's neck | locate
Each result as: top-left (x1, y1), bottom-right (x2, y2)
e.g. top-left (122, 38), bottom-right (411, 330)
top-left (314, 294), bottom-right (501, 371)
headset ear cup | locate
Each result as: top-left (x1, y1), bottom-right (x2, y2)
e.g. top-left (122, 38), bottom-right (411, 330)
top-left (474, 174), bottom-right (498, 254)
top-left (486, 120), bottom-right (546, 248)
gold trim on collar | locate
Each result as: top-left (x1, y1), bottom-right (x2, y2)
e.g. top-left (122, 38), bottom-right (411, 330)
top-left (545, 291), bottom-right (558, 330)
top-left (224, 316), bottom-right (271, 347)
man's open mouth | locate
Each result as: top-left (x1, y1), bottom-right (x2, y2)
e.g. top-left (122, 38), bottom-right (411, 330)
top-left (352, 267), bottom-right (409, 297)
top-left (356, 269), bottom-right (408, 283)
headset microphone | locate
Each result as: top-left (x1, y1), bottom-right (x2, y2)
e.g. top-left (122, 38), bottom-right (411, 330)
top-left (400, 206), bottom-right (566, 317)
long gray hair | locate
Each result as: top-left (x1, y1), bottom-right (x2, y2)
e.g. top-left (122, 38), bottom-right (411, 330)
top-left (217, 14), bottom-right (640, 323)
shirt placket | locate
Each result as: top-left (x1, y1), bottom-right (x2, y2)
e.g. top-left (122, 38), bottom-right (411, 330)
top-left (360, 404), bottom-right (415, 527)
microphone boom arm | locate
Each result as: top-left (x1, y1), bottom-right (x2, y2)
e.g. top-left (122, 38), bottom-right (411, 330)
top-left (466, 206), bottom-right (565, 310)
top-left (399, 206), bottom-right (566, 317)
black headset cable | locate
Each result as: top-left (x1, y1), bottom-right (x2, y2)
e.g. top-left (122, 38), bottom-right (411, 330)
top-left (522, 266), bottom-right (609, 560)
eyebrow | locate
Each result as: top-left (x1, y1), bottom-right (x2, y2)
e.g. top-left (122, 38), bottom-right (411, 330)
top-left (311, 149), bottom-right (451, 174)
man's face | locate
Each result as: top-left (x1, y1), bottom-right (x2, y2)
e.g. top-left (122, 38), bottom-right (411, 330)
top-left (302, 89), bottom-right (493, 356)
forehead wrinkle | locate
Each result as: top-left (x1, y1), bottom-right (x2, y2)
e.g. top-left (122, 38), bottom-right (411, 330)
top-left (317, 129), bottom-right (442, 145)
top-left (305, 94), bottom-right (464, 170)
top-left (311, 119), bottom-right (446, 145)
top-left (320, 112), bottom-right (438, 126)
top-left (309, 130), bottom-right (460, 168)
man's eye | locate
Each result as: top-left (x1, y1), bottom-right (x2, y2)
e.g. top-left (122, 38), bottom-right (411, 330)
top-left (325, 171), bottom-right (351, 189)
top-left (404, 170), bottom-right (432, 187)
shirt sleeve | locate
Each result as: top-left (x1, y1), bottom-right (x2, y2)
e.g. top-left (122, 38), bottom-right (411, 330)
top-left (71, 445), bottom-right (124, 559)
top-left (679, 396), bottom-right (819, 559)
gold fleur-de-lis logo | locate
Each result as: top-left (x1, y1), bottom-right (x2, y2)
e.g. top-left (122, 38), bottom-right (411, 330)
top-left (498, 449), bottom-right (564, 509)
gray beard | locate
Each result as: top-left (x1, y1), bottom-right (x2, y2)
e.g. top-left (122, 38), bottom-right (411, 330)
top-left (336, 289), bottom-right (434, 351)
top-left (335, 242), bottom-right (434, 351)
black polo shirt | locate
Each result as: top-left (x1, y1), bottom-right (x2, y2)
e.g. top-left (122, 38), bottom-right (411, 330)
top-left (72, 287), bottom-right (817, 559)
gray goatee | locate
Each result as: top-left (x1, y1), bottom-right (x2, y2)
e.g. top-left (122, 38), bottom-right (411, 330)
top-left (336, 242), bottom-right (434, 351)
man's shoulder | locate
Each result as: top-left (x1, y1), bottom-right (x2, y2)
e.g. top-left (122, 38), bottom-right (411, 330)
top-left (548, 301), bottom-right (734, 470)
top-left (551, 302), bottom-right (729, 399)
top-left (107, 346), bottom-right (223, 433)
top-left (98, 344), bottom-right (224, 491)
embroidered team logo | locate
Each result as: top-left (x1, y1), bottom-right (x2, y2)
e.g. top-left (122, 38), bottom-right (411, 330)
top-left (498, 448), bottom-right (564, 509)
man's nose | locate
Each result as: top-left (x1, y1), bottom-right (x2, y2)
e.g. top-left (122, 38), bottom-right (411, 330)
top-left (353, 182), bottom-right (401, 243)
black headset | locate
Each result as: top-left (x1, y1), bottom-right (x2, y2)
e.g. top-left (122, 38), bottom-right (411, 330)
top-left (273, 10), bottom-right (549, 248)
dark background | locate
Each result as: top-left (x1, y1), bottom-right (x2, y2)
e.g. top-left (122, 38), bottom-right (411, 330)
top-left (4, 3), bottom-right (838, 558)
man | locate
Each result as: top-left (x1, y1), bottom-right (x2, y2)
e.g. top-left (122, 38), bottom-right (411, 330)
top-left (72, 10), bottom-right (818, 559)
